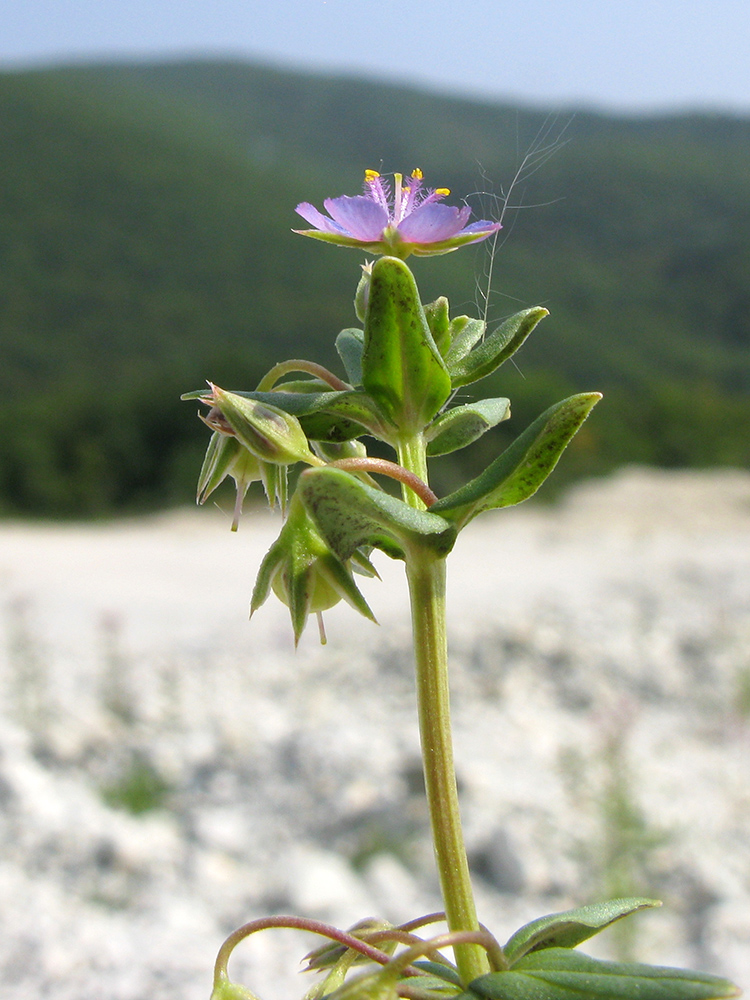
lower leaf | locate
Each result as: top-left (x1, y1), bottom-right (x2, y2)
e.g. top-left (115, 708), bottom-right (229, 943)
top-left (467, 948), bottom-right (740, 1000)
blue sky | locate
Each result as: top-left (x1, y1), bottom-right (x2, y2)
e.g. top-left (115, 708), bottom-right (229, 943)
top-left (3, 0), bottom-right (750, 113)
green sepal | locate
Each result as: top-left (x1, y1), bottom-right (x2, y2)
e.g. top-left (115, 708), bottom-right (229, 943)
top-left (503, 898), bottom-right (661, 967)
top-left (362, 256), bottom-right (452, 433)
top-left (196, 432), bottom-right (251, 503)
top-left (467, 948), bottom-right (740, 1000)
top-left (424, 297), bottom-right (452, 357)
top-left (251, 492), bottom-right (376, 644)
top-left (426, 398), bottom-right (511, 457)
top-left (448, 307), bottom-right (549, 388)
top-left (444, 316), bottom-right (486, 367)
top-left (323, 967), bottom-right (400, 1000)
top-left (211, 973), bottom-right (263, 1000)
top-left (259, 458), bottom-right (288, 512)
top-left (302, 952), bottom-right (359, 1000)
top-left (431, 393), bottom-right (601, 529)
top-left (298, 466), bottom-right (457, 562)
top-left (336, 328), bottom-right (365, 385)
top-left (196, 429), bottom-right (290, 525)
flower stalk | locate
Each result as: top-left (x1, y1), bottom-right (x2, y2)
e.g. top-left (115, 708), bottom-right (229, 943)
top-left (396, 416), bottom-right (486, 979)
top-left (406, 546), bottom-right (490, 984)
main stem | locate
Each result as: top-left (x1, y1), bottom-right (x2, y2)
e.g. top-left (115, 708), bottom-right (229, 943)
top-left (399, 434), bottom-right (490, 985)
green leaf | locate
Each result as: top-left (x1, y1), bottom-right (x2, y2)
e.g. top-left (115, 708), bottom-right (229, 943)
top-left (309, 390), bottom-right (390, 439)
top-left (412, 962), bottom-right (463, 987)
top-left (424, 297), bottom-right (452, 357)
top-left (431, 393), bottom-right (601, 528)
top-left (448, 308), bottom-right (549, 388)
top-left (207, 388), bottom-right (338, 416)
top-left (443, 316), bottom-right (486, 367)
top-left (503, 899), bottom-right (661, 966)
top-left (362, 256), bottom-right (452, 433)
top-left (298, 466), bottom-right (457, 562)
top-left (336, 328), bottom-right (365, 386)
top-left (397, 974), bottom-right (462, 999)
top-left (467, 948), bottom-right (740, 1000)
top-left (426, 398), bottom-right (511, 456)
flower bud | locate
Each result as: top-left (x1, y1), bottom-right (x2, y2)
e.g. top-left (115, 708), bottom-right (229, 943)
top-left (206, 384), bottom-right (318, 466)
top-left (312, 439), bottom-right (368, 463)
top-left (251, 492), bottom-right (376, 645)
top-left (354, 261), bottom-right (373, 322)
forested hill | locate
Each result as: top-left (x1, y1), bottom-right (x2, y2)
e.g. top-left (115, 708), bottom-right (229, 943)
top-left (1, 59), bottom-right (749, 515)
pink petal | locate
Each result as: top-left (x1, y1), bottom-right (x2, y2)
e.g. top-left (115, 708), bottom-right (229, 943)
top-left (323, 196), bottom-right (388, 241)
top-left (295, 202), bottom-right (346, 234)
top-left (398, 203), bottom-right (472, 243)
top-left (460, 219), bottom-right (503, 235)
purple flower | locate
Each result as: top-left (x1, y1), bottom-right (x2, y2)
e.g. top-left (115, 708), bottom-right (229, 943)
top-left (294, 169), bottom-right (501, 258)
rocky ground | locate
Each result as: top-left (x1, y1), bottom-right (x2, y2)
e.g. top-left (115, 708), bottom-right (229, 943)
top-left (1, 467), bottom-right (749, 1000)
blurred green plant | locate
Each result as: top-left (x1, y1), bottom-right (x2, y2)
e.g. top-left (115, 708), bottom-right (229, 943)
top-left (100, 755), bottom-right (170, 815)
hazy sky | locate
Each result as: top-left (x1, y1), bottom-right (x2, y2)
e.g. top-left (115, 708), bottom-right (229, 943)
top-left (3, 0), bottom-right (750, 113)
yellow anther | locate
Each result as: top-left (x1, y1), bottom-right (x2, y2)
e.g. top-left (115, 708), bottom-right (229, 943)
top-left (435, 187), bottom-right (450, 196)
top-left (364, 169), bottom-right (381, 183)
top-left (411, 168), bottom-right (423, 180)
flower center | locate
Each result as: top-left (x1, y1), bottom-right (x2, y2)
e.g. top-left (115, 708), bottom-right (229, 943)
top-left (364, 168), bottom-right (451, 228)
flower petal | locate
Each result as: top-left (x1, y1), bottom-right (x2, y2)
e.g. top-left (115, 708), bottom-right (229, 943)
top-left (323, 195), bottom-right (388, 241)
top-left (398, 203), bottom-right (472, 243)
top-left (295, 202), bottom-right (346, 234)
top-left (458, 219), bottom-right (503, 235)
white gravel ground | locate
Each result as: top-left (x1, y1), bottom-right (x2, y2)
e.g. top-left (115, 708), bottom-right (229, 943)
top-left (1, 467), bottom-right (749, 1000)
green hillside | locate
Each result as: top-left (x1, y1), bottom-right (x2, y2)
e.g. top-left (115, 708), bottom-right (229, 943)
top-left (1, 60), bottom-right (749, 515)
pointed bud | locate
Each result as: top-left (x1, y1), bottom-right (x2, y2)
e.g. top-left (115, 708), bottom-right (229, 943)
top-left (312, 439), bottom-right (368, 463)
top-left (205, 384), bottom-right (318, 466)
top-left (354, 261), bottom-right (373, 322)
top-left (251, 492), bottom-right (376, 645)
top-left (423, 296), bottom-right (451, 357)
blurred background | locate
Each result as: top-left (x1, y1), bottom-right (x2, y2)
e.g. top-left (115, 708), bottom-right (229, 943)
top-left (1, 0), bottom-right (749, 517)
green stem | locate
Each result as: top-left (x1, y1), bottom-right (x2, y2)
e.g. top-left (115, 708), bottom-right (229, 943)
top-left (406, 547), bottom-right (490, 985)
top-left (397, 434), bottom-right (429, 508)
